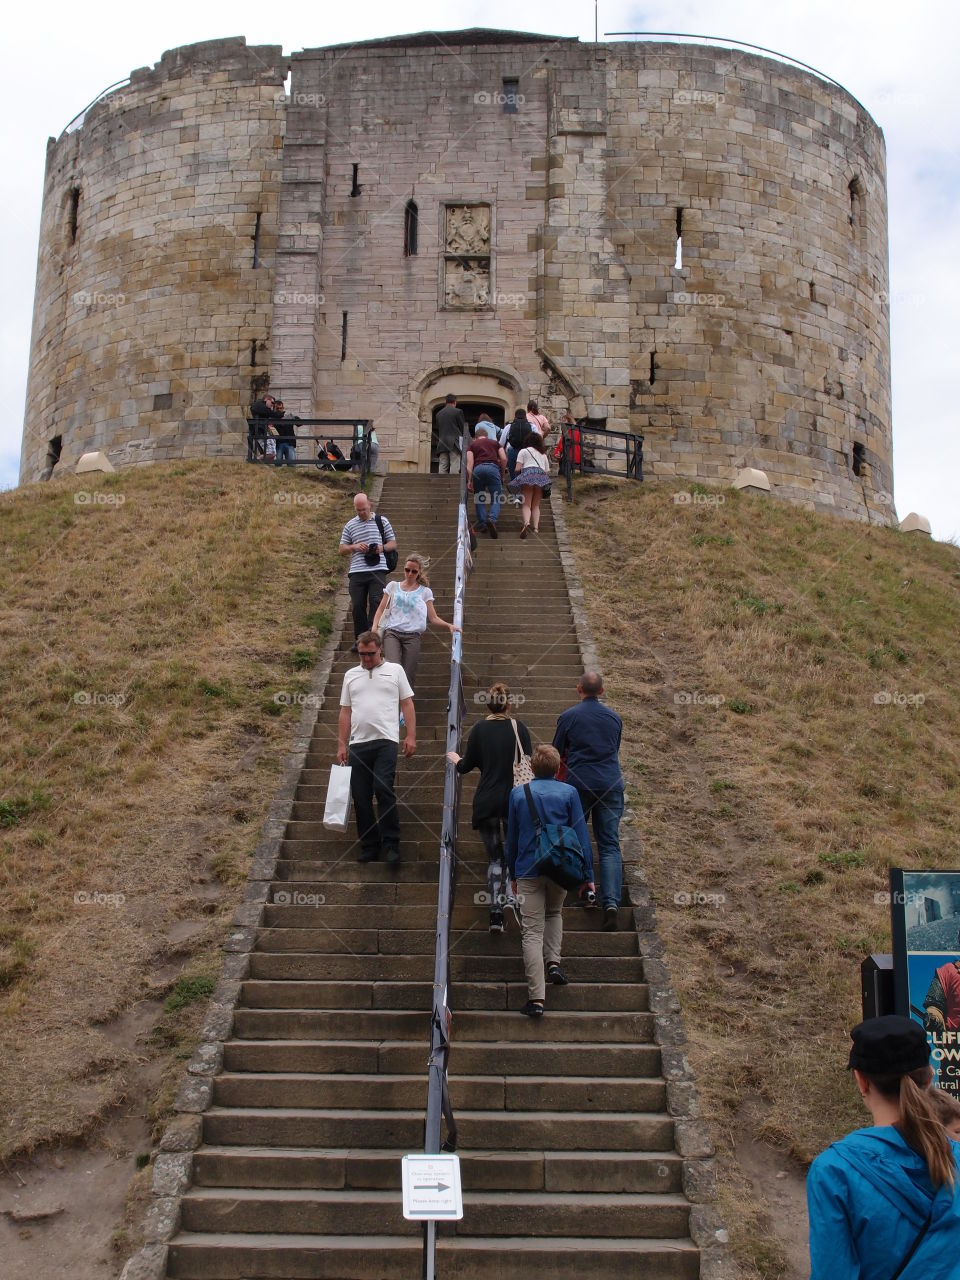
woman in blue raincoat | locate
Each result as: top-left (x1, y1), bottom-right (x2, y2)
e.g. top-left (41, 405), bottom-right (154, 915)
top-left (807, 1015), bottom-right (960, 1279)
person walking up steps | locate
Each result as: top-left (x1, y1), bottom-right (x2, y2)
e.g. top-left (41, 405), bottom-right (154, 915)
top-left (506, 745), bottom-right (595, 1017)
top-left (447, 683), bottom-right (532, 933)
top-left (508, 429), bottom-right (551, 538)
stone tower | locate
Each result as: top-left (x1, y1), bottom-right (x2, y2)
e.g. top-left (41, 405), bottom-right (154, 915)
top-left (21, 30), bottom-right (894, 522)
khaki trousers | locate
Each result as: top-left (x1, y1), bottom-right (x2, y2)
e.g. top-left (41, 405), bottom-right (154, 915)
top-left (517, 875), bottom-right (567, 1002)
top-left (437, 450), bottom-right (461, 474)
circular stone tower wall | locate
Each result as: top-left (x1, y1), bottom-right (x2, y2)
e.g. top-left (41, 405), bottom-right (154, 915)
top-left (20, 38), bottom-right (287, 483)
top-left (598, 42), bottom-right (893, 519)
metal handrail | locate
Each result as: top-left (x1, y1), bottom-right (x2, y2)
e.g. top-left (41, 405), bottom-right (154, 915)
top-left (561, 424), bottom-right (644, 500)
top-left (422, 426), bottom-right (469, 1279)
top-left (245, 418), bottom-right (373, 486)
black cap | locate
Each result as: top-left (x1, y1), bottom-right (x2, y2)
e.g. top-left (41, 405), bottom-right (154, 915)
top-left (847, 1015), bottom-right (930, 1075)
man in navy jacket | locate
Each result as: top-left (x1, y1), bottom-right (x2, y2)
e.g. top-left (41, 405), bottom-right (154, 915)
top-left (553, 672), bottom-right (625, 929)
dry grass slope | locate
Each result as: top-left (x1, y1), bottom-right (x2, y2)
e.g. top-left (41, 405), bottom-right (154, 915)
top-left (563, 478), bottom-right (960, 1276)
top-left (0, 461), bottom-right (353, 1158)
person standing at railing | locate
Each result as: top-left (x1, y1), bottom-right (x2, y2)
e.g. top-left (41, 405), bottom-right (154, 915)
top-left (271, 401), bottom-right (301, 467)
top-left (447, 683), bottom-right (532, 934)
top-left (339, 492), bottom-right (398, 653)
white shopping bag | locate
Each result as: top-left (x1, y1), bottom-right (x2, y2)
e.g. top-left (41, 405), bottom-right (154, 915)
top-left (323, 764), bottom-right (352, 831)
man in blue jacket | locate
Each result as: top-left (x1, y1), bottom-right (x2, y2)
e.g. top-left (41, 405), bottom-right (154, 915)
top-left (553, 672), bottom-right (625, 930)
top-left (506, 745), bottom-right (595, 1018)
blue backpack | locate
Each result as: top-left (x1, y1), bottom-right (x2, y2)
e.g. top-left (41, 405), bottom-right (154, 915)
top-left (522, 784), bottom-right (589, 889)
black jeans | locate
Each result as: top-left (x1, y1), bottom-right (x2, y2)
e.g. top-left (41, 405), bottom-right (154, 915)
top-left (348, 571), bottom-right (386, 639)
top-left (349, 739), bottom-right (399, 855)
top-left (478, 817), bottom-right (508, 909)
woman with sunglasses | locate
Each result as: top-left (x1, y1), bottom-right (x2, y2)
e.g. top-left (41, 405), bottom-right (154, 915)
top-left (371, 553), bottom-right (459, 692)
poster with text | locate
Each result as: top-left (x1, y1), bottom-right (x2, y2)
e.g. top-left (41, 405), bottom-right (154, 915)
top-left (891, 868), bottom-right (960, 1102)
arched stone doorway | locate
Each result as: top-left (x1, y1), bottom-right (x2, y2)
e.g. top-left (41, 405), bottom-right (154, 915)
top-left (411, 365), bottom-right (524, 473)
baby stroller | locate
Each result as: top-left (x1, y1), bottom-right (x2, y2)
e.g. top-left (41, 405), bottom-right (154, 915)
top-left (316, 439), bottom-right (353, 472)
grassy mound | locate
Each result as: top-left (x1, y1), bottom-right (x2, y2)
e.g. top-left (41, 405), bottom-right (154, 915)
top-left (564, 478), bottom-right (960, 1274)
top-left (0, 460), bottom-right (353, 1156)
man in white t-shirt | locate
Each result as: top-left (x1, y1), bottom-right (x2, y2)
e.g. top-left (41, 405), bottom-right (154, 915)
top-left (337, 631), bottom-right (416, 866)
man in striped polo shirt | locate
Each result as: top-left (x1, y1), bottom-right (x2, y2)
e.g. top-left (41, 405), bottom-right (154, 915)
top-left (338, 493), bottom-right (398, 652)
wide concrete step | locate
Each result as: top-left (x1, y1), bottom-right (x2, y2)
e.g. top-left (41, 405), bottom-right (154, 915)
top-left (202, 1107), bottom-right (674, 1151)
top-left (167, 1232), bottom-right (698, 1279)
top-left (211, 1072), bottom-right (665, 1113)
top-left (259, 904), bottom-right (634, 930)
top-left (247, 953), bottom-right (644, 983)
top-left (254, 927), bottom-right (640, 956)
top-left (223, 1040), bottom-right (661, 1078)
top-left (239, 979), bottom-right (648, 1013)
top-left (179, 1186), bottom-right (689, 1238)
top-left (191, 1146), bottom-right (683, 1193)
top-left (231, 1009), bottom-right (655, 1042)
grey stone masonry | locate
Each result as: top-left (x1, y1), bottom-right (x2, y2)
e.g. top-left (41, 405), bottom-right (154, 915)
top-left (22, 29), bottom-right (892, 530)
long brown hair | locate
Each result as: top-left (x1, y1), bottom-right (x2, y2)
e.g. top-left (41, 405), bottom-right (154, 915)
top-left (867, 1064), bottom-right (957, 1187)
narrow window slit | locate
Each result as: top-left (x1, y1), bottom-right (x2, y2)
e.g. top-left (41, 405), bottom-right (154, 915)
top-left (675, 207), bottom-right (683, 269)
top-left (403, 200), bottom-right (418, 256)
top-left (350, 164), bottom-right (361, 197)
top-left (341, 312), bottom-right (348, 361)
top-left (252, 212), bottom-right (262, 268)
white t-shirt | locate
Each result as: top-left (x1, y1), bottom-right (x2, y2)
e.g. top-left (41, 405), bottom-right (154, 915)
top-left (516, 446), bottom-right (550, 474)
top-left (383, 581), bottom-right (433, 635)
top-left (340, 660), bottom-right (414, 744)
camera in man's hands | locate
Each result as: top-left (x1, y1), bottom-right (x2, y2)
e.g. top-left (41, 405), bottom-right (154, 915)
top-left (363, 544), bottom-right (382, 565)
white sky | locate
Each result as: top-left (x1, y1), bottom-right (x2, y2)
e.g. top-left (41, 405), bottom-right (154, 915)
top-left (2, 1), bottom-right (957, 541)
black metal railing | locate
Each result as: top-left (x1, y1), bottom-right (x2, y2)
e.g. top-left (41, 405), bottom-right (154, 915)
top-left (245, 417), bottom-right (374, 486)
top-left (422, 432), bottom-right (469, 1278)
top-left (560, 423), bottom-right (644, 499)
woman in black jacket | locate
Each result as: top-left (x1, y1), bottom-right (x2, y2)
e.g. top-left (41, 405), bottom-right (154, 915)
top-left (447, 682), bottom-right (532, 933)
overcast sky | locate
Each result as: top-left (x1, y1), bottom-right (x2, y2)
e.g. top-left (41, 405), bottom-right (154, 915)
top-left (3, 1), bottom-right (957, 541)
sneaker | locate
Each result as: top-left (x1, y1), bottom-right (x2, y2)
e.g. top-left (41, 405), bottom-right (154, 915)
top-left (358, 848), bottom-right (380, 863)
top-left (603, 905), bottom-right (619, 931)
top-left (519, 1000), bottom-right (544, 1018)
top-left (488, 910), bottom-right (504, 934)
top-left (385, 847), bottom-right (401, 868)
top-left (488, 522), bottom-right (498, 539)
top-left (546, 963), bottom-right (568, 986)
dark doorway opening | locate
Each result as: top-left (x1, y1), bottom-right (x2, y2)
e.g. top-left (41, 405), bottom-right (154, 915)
top-left (44, 435), bottom-right (63, 479)
top-left (430, 401), bottom-right (505, 472)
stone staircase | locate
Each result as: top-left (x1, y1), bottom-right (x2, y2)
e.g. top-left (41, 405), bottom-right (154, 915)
top-left (164, 473), bottom-right (700, 1278)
